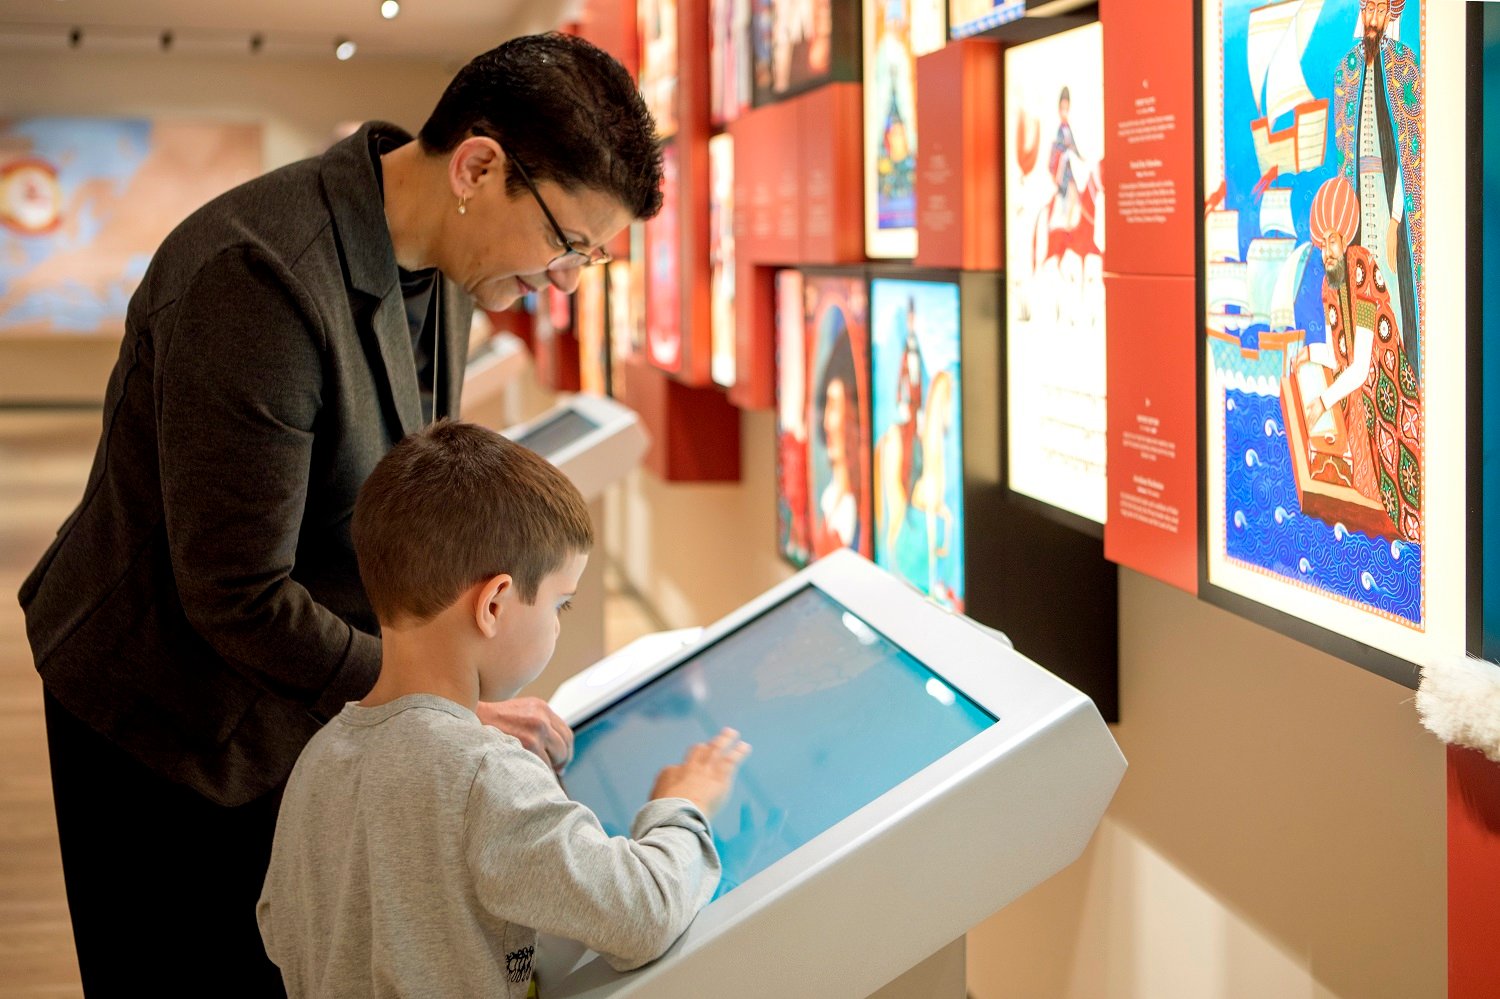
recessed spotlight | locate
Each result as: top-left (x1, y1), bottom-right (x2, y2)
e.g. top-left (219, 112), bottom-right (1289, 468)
top-left (380, 0), bottom-right (400, 19)
top-left (335, 38), bottom-right (357, 60)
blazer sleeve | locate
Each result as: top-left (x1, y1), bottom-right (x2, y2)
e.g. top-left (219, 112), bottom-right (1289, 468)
top-left (154, 245), bottom-right (380, 717)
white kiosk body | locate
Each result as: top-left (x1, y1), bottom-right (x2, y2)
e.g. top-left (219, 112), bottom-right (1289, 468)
top-left (501, 393), bottom-right (648, 504)
top-left (460, 331), bottom-right (530, 424)
top-left (537, 550), bottom-right (1125, 998)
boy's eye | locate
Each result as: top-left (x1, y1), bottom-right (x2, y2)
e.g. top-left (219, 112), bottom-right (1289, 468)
top-left (557, 600), bottom-right (572, 614)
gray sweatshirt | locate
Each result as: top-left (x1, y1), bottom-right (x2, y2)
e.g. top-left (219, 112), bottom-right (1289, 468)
top-left (257, 694), bottom-right (720, 998)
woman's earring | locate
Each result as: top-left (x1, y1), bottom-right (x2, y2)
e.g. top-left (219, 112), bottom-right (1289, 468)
top-left (457, 195), bottom-right (468, 216)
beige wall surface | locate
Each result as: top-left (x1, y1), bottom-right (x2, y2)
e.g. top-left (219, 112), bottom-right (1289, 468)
top-left (0, 49), bottom-right (456, 403)
top-left (1, 49), bottom-right (456, 168)
top-left (607, 417), bottom-right (1446, 999)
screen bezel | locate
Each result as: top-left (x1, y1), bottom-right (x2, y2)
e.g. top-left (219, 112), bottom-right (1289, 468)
top-left (501, 393), bottom-right (638, 467)
top-left (555, 549), bottom-right (1092, 937)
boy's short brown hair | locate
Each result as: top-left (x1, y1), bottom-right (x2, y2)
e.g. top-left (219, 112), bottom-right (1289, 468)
top-left (352, 420), bottom-right (594, 625)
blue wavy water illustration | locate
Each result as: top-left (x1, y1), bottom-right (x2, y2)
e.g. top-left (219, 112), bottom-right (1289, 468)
top-left (1223, 389), bottom-right (1421, 624)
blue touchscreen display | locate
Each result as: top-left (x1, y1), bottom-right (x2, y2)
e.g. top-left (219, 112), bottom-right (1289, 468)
top-left (563, 586), bottom-right (995, 900)
top-left (512, 409), bottom-right (598, 457)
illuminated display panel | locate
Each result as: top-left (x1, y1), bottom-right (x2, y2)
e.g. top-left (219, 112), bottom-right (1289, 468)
top-left (775, 269), bottom-right (812, 568)
top-left (639, 0), bottom-right (679, 139)
top-left (1003, 22), bottom-right (1107, 528)
top-left (870, 277), bottom-right (964, 611)
top-left (804, 272), bottom-right (873, 559)
top-left (709, 133), bottom-right (737, 387)
top-left (1199, 0), bottom-right (1472, 685)
top-left (862, 0), bottom-right (918, 258)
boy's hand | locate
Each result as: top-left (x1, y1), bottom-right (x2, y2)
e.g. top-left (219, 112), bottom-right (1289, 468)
top-left (477, 697), bottom-right (574, 774)
top-left (650, 728), bottom-right (751, 819)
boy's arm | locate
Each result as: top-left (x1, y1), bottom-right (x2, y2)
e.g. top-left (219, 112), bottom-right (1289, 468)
top-left (464, 746), bottom-right (720, 972)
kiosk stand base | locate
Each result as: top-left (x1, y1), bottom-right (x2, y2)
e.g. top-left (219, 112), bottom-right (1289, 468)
top-left (869, 938), bottom-right (965, 999)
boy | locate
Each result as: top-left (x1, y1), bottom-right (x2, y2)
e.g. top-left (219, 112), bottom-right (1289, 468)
top-left (257, 421), bottom-right (749, 997)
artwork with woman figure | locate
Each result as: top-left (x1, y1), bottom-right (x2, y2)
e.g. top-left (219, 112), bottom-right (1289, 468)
top-left (805, 274), bottom-right (872, 559)
top-left (871, 278), bottom-right (964, 611)
top-left (776, 270), bottom-right (813, 567)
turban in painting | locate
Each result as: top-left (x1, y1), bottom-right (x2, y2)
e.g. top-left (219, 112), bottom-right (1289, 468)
top-left (1309, 176), bottom-right (1359, 249)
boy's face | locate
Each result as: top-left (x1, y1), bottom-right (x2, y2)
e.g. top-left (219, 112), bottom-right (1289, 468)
top-left (483, 552), bottom-right (589, 700)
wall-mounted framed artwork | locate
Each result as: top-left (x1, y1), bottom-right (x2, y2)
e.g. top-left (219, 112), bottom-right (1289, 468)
top-left (1003, 21), bottom-right (1107, 533)
top-left (645, 143), bottom-right (683, 374)
top-left (751, 0), bottom-right (862, 108)
top-left (709, 132), bottom-right (737, 388)
top-left (639, 0), bottom-right (680, 138)
top-left (711, 0), bottom-right (752, 125)
top-left (870, 275), bottom-right (964, 610)
top-left (863, 0), bottom-right (919, 258)
top-left (804, 268), bottom-right (873, 559)
top-left (947, 0), bottom-right (1023, 41)
top-left (910, 0), bottom-right (947, 56)
top-left (605, 260), bottom-right (633, 399)
top-left (776, 268), bottom-right (813, 567)
top-left (0, 118), bottom-right (261, 336)
top-left (576, 266), bottom-right (608, 396)
top-left (1199, 0), bottom-right (1477, 686)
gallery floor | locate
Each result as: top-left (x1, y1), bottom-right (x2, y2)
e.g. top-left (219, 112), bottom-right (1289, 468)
top-left (0, 408), bottom-right (660, 998)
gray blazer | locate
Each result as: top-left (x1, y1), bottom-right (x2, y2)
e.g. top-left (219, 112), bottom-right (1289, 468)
top-left (19, 123), bottom-right (475, 806)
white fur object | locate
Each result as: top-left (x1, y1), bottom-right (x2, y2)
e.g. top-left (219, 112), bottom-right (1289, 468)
top-left (1416, 654), bottom-right (1500, 763)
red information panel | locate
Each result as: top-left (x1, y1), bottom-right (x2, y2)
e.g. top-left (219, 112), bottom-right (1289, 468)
top-left (1100, 0), bottom-right (1194, 278)
top-left (1103, 273), bottom-right (1196, 593)
top-left (797, 83), bottom-right (864, 265)
top-left (914, 38), bottom-right (1001, 272)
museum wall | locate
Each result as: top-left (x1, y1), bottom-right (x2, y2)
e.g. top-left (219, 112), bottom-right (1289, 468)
top-left (0, 49), bottom-right (455, 169)
top-left (606, 458), bottom-right (1445, 999)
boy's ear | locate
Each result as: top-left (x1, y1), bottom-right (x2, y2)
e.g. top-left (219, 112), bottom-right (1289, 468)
top-left (473, 573), bottom-right (513, 638)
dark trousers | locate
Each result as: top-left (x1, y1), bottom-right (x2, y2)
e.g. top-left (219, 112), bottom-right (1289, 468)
top-left (43, 691), bottom-right (287, 997)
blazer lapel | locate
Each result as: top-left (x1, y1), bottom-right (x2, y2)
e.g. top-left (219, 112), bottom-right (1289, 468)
top-left (370, 287), bottom-right (424, 438)
top-left (321, 122), bottom-right (425, 440)
top-left (434, 277), bottom-right (475, 420)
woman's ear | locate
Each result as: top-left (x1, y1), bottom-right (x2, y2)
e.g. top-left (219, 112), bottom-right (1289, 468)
top-left (473, 573), bottom-right (513, 638)
top-left (448, 135), bottom-right (505, 201)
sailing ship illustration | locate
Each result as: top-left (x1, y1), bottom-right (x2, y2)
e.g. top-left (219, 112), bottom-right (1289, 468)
top-left (1206, 0), bottom-right (1392, 536)
top-left (1246, 0), bottom-right (1328, 187)
top-left (1205, 0), bottom-right (1328, 362)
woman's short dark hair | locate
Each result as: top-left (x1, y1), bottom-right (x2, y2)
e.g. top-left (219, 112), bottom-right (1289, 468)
top-left (352, 421), bottom-right (594, 626)
top-left (419, 33), bottom-right (664, 220)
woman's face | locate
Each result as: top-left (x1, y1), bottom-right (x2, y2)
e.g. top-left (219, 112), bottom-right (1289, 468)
top-left (823, 377), bottom-right (847, 467)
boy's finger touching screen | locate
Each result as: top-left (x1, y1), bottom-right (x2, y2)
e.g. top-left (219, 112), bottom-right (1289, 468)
top-left (650, 727), bottom-right (752, 819)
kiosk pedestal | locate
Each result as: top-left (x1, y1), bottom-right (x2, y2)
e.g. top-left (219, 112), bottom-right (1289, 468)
top-left (538, 551), bottom-right (1125, 998)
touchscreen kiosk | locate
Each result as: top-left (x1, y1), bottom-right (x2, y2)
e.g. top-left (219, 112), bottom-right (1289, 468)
top-left (460, 331), bottom-right (529, 423)
top-left (537, 550), bottom-right (1126, 998)
top-left (502, 393), bottom-right (648, 502)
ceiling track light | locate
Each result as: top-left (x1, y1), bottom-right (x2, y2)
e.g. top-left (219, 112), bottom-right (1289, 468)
top-left (380, 0), bottom-right (401, 19)
top-left (334, 38), bottom-right (357, 60)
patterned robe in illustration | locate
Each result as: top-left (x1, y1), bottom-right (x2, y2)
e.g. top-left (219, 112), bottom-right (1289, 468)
top-left (1320, 244), bottom-right (1423, 542)
top-left (1331, 34), bottom-right (1424, 378)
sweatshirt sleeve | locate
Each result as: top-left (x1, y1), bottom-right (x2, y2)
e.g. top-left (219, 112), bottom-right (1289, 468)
top-left (463, 744), bottom-right (721, 972)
